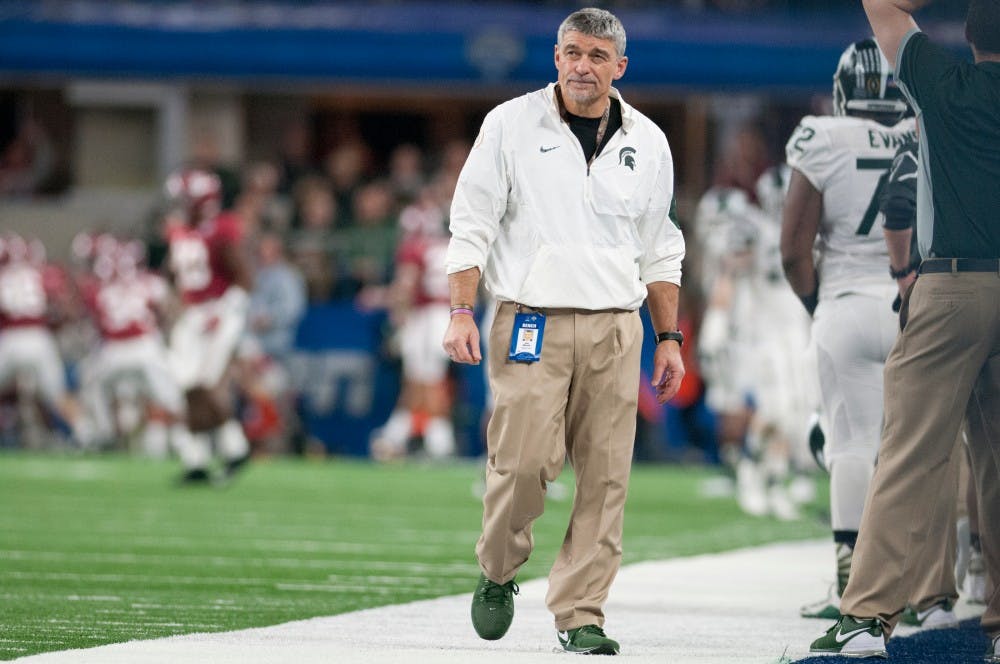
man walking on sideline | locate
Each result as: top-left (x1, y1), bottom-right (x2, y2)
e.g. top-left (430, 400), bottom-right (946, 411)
top-left (443, 7), bottom-right (685, 655)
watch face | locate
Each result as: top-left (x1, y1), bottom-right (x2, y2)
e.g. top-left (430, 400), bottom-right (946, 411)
top-left (657, 331), bottom-right (683, 346)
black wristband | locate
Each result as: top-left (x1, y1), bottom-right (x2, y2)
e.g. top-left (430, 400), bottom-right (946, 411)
top-left (889, 265), bottom-right (915, 280)
top-left (655, 330), bottom-right (684, 347)
top-left (799, 290), bottom-right (818, 316)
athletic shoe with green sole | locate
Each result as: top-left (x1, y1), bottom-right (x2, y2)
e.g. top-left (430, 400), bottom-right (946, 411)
top-left (470, 573), bottom-right (518, 640)
top-left (558, 625), bottom-right (620, 655)
top-left (809, 615), bottom-right (887, 658)
top-left (800, 584), bottom-right (841, 620)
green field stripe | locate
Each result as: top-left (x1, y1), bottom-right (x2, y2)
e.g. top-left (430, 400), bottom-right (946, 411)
top-left (0, 452), bottom-right (827, 660)
top-left (0, 550), bottom-right (480, 573)
top-left (2, 570), bottom-right (321, 586)
top-left (274, 583), bottom-right (447, 595)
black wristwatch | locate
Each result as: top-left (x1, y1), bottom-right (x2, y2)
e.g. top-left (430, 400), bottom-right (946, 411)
top-left (655, 330), bottom-right (684, 347)
top-left (889, 264), bottom-right (915, 280)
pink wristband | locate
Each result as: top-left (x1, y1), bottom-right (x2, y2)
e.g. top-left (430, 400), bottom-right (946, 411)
top-left (450, 308), bottom-right (474, 317)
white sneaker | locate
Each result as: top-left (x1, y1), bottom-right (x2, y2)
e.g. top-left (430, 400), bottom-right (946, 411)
top-left (901, 602), bottom-right (959, 630)
top-left (736, 459), bottom-right (768, 517)
top-left (919, 604), bottom-right (958, 629)
top-left (955, 517), bottom-right (971, 589)
top-left (800, 583), bottom-right (841, 620)
top-left (545, 481), bottom-right (569, 502)
top-left (767, 484), bottom-right (801, 521)
top-left (369, 433), bottom-right (406, 461)
top-left (966, 549), bottom-right (988, 604)
top-left (788, 474), bottom-right (817, 504)
top-left (987, 634), bottom-right (1000, 663)
top-left (809, 615), bottom-right (887, 657)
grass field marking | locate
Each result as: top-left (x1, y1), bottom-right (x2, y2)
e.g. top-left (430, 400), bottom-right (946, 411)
top-left (1, 548), bottom-right (363, 569)
top-left (244, 538), bottom-right (463, 556)
top-left (2, 570), bottom-right (317, 586)
top-left (128, 603), bottom-right (254, 612)
top-left (322, 574), bottom-right (438, 586)
top-left (274, 582), bottom-right (445, 595)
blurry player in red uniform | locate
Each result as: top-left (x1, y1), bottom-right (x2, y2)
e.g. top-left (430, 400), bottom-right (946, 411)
top-left (163, 168), bottom-right (253, 483)
top-left (76, 237), bottom-right (183, 454)
top-left (370, 185), bottom-right (455, 460)
top-left (0, 234), bottom-right (81, 442)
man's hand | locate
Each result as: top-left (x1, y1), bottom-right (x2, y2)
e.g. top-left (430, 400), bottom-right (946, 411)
top-left (443, 314), bottom-right (482, 365)
top-left (651, 341), bottom-right (685, 404)
top-left (896, 270), bottom-right (917, 299)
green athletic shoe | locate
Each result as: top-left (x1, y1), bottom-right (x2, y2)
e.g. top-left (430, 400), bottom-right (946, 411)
top-left (810, 615), bottom-right (887, 658)
top-left (800, 584), bottom-right (842, 620)
top-left (557, 625), bottom-right (620, 655)
top-left (899, 600), bottom-right (958, 629)
top-left (470, 573), bottom-right (518, 640)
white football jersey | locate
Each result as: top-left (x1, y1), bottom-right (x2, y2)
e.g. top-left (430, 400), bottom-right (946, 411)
top-left (693, 186), bottom-right (763, 295)
top-left (751, 166), bottom-right (792, 288)
top-left (786, 115), bottom-right (916, 299)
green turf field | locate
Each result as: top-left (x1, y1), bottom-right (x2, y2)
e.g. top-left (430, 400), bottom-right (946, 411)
top-left (0, 452), bottom-right (828, 660)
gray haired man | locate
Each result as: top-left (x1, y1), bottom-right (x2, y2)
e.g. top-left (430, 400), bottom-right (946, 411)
top-left (443, 7), bottom-right (686, 655)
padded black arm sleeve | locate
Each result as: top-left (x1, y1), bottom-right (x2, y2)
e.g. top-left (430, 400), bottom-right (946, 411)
top-left (880, 140), bottom-right (918, 231)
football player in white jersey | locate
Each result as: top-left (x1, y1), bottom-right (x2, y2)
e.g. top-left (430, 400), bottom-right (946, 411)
top-left (694, 185), bottom-right (758, 503)
top-left (781, 39), bottom-right (958, 623)
top-left (744, 165), bottom-right (818, 520)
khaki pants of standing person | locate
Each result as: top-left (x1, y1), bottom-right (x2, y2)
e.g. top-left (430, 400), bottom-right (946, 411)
top-left (476, 301), bottom-right (643, 632)
top-left (966, 375), bottom-right (1000, 611)
top-left (841, 270), bottom-right (1000, 636)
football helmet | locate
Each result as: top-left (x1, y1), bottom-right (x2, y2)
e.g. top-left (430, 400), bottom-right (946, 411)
top-left (4, 234), bottom-right (29, 264)
top-left (833, 38), bottom-right (909, 120)
top-left (164, 168), bottom-right (222, 225)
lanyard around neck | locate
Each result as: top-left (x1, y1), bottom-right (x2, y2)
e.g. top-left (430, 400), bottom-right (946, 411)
top-left (555, 85), bottom-right (611, 167)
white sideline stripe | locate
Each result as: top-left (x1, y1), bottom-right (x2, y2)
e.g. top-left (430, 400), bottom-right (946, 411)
top-left (12, 539), bottom-right (984, 664)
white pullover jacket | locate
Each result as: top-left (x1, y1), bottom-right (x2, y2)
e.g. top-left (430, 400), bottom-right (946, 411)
top-left (446, 83), bottom-right (685, 311)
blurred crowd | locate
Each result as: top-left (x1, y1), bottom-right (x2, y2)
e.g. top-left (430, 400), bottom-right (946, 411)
top-left (177, 124), bottom-right (470, 308)
top-left (0, 124), bottom-right (472, 463)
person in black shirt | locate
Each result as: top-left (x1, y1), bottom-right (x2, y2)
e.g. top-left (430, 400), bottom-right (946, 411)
top-left (808, 1), bottom-right (1000, 658)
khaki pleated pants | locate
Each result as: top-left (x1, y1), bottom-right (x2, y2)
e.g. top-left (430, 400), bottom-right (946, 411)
top-left (476, 301), bottom-right (643, 631)
top-left (841, 271), bottom-right (1000, 637)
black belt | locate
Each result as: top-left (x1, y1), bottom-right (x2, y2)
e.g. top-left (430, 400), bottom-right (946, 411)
top-left (918, 258), bottom-right (1000, 274)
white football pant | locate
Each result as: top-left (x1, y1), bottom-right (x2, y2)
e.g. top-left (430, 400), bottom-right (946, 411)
top-left (813, 285), bottom-right (898, 532)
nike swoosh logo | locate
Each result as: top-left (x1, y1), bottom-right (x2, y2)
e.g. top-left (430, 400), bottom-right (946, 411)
top-left (540, 145), bottom-right (560, 153)
top-left (835, 626), bottom-right (872, 644)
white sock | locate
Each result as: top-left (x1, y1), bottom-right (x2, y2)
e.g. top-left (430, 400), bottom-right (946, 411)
top-left (829, 455), bottom-right (873, 532)
top-left (423, 417), bottom-right (455, 458)
top-left (381, 409), bottom-right (413, 447)
top-left (171, 424), bottom-right (211, 470)
top-left (217, 419), bottom-right (249, 462)
top-left (142, 421), bottom-right (170, 459)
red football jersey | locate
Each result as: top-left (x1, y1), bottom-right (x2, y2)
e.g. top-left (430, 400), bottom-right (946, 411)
top-left (84, 272), bottom-right (168, 341)
top-left (0, 262), bottom-right (54, 328)
top-left (395, 233), bottom-right (450, 307)
top-left (167, 212), bottom-right (243, 304)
